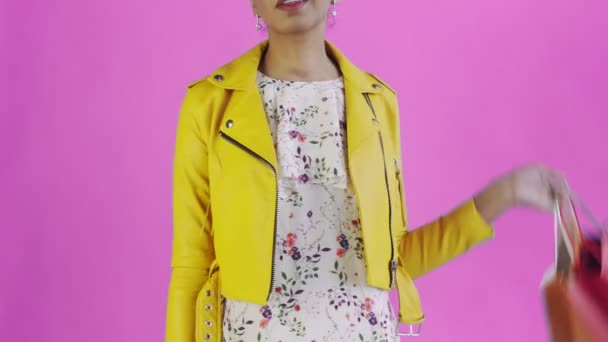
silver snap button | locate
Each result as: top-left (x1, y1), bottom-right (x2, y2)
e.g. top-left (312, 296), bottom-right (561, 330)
top-left (205, 304), bottom-right (212, 311)
top-left (214, 74), bottom-right (224, 82)
top-left (372, 118), bottom-right (379, 125)
top-left (372, 83), bottom-right (381, 89)
top-left (226, 120), bottom-right (234, 128)
top-left (204, 333), bottom-right (212, 340)
top-left (205, 320), bottom-right (213, 327)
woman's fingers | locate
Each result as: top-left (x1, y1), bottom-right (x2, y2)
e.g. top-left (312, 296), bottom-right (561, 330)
top-left (546, 168), bottom-right (570, 199)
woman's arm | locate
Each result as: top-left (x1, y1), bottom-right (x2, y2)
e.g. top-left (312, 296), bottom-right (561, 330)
top-left (398, 165), bottom-right (567, 279)
top-left (397, 198), bottom-right (496, 279)
top-left (166, 87), bottom-right (215, 342)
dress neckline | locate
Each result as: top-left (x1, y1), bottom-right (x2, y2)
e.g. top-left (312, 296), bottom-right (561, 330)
top-left (256, 70), bottom-right (343, 86)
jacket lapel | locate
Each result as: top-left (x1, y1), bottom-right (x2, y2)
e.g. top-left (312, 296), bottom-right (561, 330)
top-left (327, 40), bottom-right (384, 166)
top-left (219, 87), bottom-right (279, 171)
top-left (343, 86), bottom-right (378, 156)
top-left (210, 42), bottom-right (279, 170)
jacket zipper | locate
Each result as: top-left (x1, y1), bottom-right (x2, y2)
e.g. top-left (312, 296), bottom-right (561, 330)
top-left (394, 159), bottom-right (407, 229)
top-left (218, 131), bottom-right (279, 302)
top-left (363, 93), bottom-right (398, 289)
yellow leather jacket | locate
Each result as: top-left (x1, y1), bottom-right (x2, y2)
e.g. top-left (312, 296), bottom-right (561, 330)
top-left (165, 40), bottom-right (494, 342)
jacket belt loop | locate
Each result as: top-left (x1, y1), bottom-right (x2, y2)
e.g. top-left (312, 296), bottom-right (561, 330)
top-left (396, 323), bottom-right (422, 337)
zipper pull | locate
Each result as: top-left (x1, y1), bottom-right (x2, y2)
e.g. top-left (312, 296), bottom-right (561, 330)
top-left (389, 259), bottom-right (398, 288)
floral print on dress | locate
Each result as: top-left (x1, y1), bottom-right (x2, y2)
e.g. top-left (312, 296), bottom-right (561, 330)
top-left (222, 72), bottom-right (398, 342)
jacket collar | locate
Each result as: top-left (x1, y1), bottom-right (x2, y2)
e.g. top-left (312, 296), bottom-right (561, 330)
top-left (204, 40), bottom-right (383, 94)
top-left (208, 40), bottom-right (387, 175)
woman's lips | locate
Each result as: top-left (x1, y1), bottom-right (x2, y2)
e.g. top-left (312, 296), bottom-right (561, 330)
top-left (276, 0), bottom-right (307, 12)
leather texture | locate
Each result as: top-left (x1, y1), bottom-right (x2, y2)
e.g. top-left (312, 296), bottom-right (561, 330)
top-left (165, 40), bottom-right (495, 342)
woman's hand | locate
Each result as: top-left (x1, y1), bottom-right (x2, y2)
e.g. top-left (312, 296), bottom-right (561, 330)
top-left (474, 164), bottom-right (570, 223)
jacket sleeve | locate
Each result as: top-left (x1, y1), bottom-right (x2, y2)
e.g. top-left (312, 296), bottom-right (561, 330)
top-left (165, 86), bottom-right (215, 342)
top-left (397, 200), bottom-right (494, 279)
top-left (388, 95), bottom-right (495, 280)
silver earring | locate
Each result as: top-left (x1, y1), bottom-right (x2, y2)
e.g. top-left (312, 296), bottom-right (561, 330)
top-left (255, 14), bottom-right (262, 31)
top-left (330, 0), bottom-right (337, 17)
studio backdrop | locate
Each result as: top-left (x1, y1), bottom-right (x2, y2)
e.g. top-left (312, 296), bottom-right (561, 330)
top-left (2, 0), bottom-right (607, 341)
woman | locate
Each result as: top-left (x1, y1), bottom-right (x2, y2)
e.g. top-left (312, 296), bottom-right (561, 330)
top-left (165, 1), bottom-right (569, 341)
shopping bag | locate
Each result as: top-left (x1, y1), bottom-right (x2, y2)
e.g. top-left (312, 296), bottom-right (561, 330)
top-left (542, 195), bottom-right (608, 342)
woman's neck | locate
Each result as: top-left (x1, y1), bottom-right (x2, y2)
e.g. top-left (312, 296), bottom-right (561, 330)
top-left (260, 30), bottom-right (341, 82)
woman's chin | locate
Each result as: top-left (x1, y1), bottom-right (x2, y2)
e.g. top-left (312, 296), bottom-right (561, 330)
top-left (270, 19), bottom-right (324, 35)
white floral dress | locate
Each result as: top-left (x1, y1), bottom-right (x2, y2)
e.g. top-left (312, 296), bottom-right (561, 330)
top-left (222, 71), bottom-right (399, 342)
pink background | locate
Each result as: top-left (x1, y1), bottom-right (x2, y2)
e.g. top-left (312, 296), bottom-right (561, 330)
top-left (2, 0), bottom-right (607, 341)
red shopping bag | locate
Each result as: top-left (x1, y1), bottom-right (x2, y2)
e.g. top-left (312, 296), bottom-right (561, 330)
top-left (575, 232), bottom-right (608, 315)
top-left (542, 195), bottom-right (608, 342)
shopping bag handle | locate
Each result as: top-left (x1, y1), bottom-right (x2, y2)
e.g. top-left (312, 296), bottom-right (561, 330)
top-left (570, 192), bottom-right (605, 233)
top-left (554, 195), bottom-right (584, 273)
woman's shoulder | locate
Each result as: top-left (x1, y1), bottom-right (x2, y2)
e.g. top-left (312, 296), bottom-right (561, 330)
top-left (186, 42), bottom-right (267, 91)
top-left (178, 74), bottom-right (222, 113)
top-left (186, 74), bottom-right (213, 90)
top-left (365, 71), bottom-right (397, 95)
